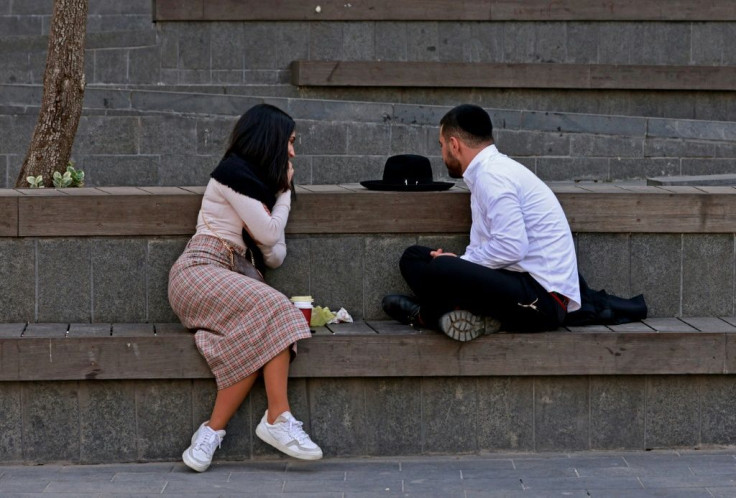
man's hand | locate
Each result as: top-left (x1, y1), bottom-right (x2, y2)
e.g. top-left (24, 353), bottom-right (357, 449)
top-left (431, 248), bottom-right (457, 258)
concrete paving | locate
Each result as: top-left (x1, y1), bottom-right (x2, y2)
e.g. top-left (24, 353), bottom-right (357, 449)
top-left (1, 450), bottom-right (735, 497)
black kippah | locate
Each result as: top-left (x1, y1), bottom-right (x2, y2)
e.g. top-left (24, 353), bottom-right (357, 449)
top-left (455, 104), bottom-right (493, 138)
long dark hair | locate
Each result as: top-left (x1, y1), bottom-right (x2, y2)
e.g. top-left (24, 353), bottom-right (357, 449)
top-left (224, 104), bottom-right (295, 194)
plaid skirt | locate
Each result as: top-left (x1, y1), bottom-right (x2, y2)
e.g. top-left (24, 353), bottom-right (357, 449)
top-left (168, 234), bottom-right (311, 390)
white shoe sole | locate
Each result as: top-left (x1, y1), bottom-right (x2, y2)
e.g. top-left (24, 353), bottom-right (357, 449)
top-left (439, 310), bottom-right (501, 342)
top-left (255, 423), bottom-right (323, 460)
top-left (182, 449), bottom-right (210, 472)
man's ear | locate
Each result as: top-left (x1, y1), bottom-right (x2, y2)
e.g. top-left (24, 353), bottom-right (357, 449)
top-left (449, 135), bottom-right (461, 153)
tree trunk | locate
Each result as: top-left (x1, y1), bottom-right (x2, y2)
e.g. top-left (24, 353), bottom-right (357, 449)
top-left (15, 0), bottom-right (88, 188)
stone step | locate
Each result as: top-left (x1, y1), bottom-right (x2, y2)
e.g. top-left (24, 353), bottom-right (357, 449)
top-left (0, 30), bottom-right (158, 53)
top-left (648, 173), bottom-right (736, 186)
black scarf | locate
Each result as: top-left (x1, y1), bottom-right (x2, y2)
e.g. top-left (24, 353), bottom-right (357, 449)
top-left (210, 154), bottom-right (277, 273)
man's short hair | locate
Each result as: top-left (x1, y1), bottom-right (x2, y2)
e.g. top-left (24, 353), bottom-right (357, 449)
top-left (440, 104), bottom-right (493, 147)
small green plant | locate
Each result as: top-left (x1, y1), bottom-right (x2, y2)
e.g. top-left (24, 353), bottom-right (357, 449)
top-left (53, 169), bottom-right (73, 188)
top-left (67, 163), bottom-right (84, 187)
top-left (26, 175), bottom-right (44, 188)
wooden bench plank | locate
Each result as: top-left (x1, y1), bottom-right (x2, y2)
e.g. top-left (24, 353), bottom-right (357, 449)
top-left (680, 317), bottom-right (736, 333)
top-left (0, 191), bottom-right (18, 237)
top-left (154, 0), bottom-right (736, 21)
top-left (111, 323), bottom-right (156, 337)
top-left (291, 61), bottom-right (736, 91)
top-left (326, 322), bottom-right (377, 335)
top-left (643, 318), bottom-right (698, 333)
top-left (23, 323), bottom-right (68, 337)
top-left (68, 324), bottom-right (111, 337)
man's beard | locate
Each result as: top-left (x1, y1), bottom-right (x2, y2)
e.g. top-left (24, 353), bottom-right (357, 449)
top-left (444, 153), bottom-right (463, 178)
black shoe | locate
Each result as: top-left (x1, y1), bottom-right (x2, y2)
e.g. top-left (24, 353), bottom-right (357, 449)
top-left (382, 294), bottom-right (421, 325)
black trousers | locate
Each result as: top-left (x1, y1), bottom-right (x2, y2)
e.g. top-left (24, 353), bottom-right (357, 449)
top-left (399, 245), bottom-right (565, 332)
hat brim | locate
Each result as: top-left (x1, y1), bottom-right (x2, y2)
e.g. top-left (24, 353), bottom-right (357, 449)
top-left (359, 180), bottom-right (454, 192)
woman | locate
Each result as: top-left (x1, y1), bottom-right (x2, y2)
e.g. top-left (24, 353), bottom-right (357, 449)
top-left (168, 104), bottom-right (321, 472)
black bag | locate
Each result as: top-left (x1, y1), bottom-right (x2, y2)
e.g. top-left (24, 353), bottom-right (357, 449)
top-left (230, 248), bottom-right (265, 283)
top-left (564, 274), bottom-right (647, 326)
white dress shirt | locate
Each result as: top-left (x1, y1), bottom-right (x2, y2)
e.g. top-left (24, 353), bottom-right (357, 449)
top-left (461, 145), bottom-right (581, 311)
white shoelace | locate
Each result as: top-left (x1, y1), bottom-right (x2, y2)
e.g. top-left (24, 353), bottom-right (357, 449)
top-left (195, 429), bottom-right (222, 452)
top-left (286, 418), bottom-right (311, 445)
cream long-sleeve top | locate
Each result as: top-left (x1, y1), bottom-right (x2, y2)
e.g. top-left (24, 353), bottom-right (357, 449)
top-left (196, 178), bottom-right (291, 269)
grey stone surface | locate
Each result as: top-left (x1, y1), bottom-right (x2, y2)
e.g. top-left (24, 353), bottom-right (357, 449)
top-left (495, 130), bottom-right (570, 157)
top-left (630, 23), bottom-right (690, 66)
top-left (73, 116), bottom-right (139, 155)
top-left (598, 22), bottom-right (635, 64)
top-left (566, 22), bottom-right (599, 63)
top-left (536, 157), bottom-right (609, 181)
top-left (210, 23), bottom-right (244, 70)
top-left (266, 236), bottom-right (310, 302)
top-left (534, 22), bottom-right (567, 63)
top-left (307, 153), bottom-right (382, 184)
top-left (310, 22), bottom-right (344, 62)
top-left (590, 377), bottom-right (646, 450)
top-left (390, 124), bottom-right (429, 155)
top-left (648, 118), bottom-right (736, 142)
top-left (609, 158), bottom-right (680, 180)
top-left (308, 378), bottom-right (368, 457)
top-left (78, 381), bottom-right (137, 463)
top-left (645, 376), bottom-right (700, 449)
top-left (576, 233), bottom-right (631, 297)
top-left (630, 234), bottom-right (682, 317)
top-left (534, 377), bottom-right (590, 451)
top-left (422, 377), bottom-right (478, 453)
top-left (158, 154), bottom-right (212, 186)
top-left (682, 234), bottom-right (734, 316)
top-left (681, 158), bottom-right (736, 176)
top-left (78, 154), bottom-right (159, 186)
top-left (91, 238), bottom-right (147, 322)
top-left (438, 23), bottom-right (474, 63)
top-left (147, 238), bottom-right (187, 323)
top-left (0, 113), bottom-right (35, 155)
top-left (477, 377), bottom-right (534, 451)
top-left (362, 236), bottom-right (415, 320)
top-left (570, 134), bottom-right (643, 158)
top-left (700, 376), bottom-right (736, 446)
top-left (288, 100), bottom-right (393, 124)
top-left (22, 381), bottom-right (80, 463)
top-left (310, 236), bottom-right (364, 319)
top-left (91, 49), bottom-right (127, 84)
top-left (363, 378), bottom-right (422, 455)
top-left (140, 115), bottom-right (198, 155)
top-left (343, 22), bottom-right (375, 61)
top-left (407, 22), bottom-right (441, 61)
top-left (0, 239), bottom-right (35, 322)
top-left (644, 138), bottom-right (716, 158)
top-left (294, 120), bottom-right (348, 155)
top-left (0, 382), bottom-right (22, 463)
top-left (37, 238), bottom-right (91, 322)
top-left (136, 380), bottom-right (191, 460)
top-left (503, 22), bottom-right (536, 63)
top-left (346, 122), bottom-right (391, 156)
top-left (375, 22), bottom-right (407, 61)
top-left (520, 111), bottom-right (646, 137)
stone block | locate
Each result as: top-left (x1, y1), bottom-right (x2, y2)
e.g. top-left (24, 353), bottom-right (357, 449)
top-left (79, 155), bottom-right (159, 187)
top-left (74, 116), bottom-right (139, 155)
top-left (82, 88), bottom-right (132, 112)
top-left (177, 69), bottom-right (212, 85)
top-left (0, 52), bottom-right (31, 85)
top-left (466, 22), bottom-right (503, 63)
top-left (291, 156), bottom-right (312, 185)
top-left (22, 381), bottom-right (80, 463)
top-left (0, 238), bottom-right (35, 322)
top-left (251, 378), bottom-right (309, 458)
top-left (630, 24), bottom-right (690, 65)
top-left (140, 115), bottom-right (197, 155)
top-left (91, 238), bottom-right (147, 322)
top-left (363, 378), bottom-right (422, 455)
top-left (266, 236), bottom-right (311, 301)
top-left (406, 22), bottom-right (440, 61)
top-left (534, 377), bottom-right (589, 451)
top-left (191, 378), bottom-right (252, 459)
top-left (196, 117), bottom-right (236, 156)
top-left (694, 93), bottom-right (736, 123)
top-left (0, 16), bottom-right (43, 37)
top-left (520, 111), bottom-right (646, 137)
top-left (375, 22), bottom-right (407, 61)
top-left (147, 238), bottom-right (188, 323)
top-left (277, 23), bottom-right (310, 68)
top-left (598, 22), bottom-right (635, 64)
top-left (37, 238), bottom-right (91, 322)
top-left (128, 46), bottom-right (161, 85)
top-left (91, 49), bottom-right (128, 84)
top-left (362, 236), bottom-right (416, 320)
top-left (0, 114), bottom-right (35, 155)
top-left (648, 118), bottom-right (736, 142)
top-left (503, 22), bottom-right (536, 63)
top-left (682, 235), bottom-right (734, 316)
top-left (311, 155), bottom-right (383, 184)
top-left (590, 377), bottom-right (646, 450)
top-left (79, 381), bottom-right (137, 463)
top-left (566, 22), bottom-right (599, 63)
top-left (644, 139), bottom-right (715, 158)
top-left (136, 380), bottom-right (191, 461)
top-left (610, 158), bottom-right (681, 181)
top-left (534, 22), bottom-right (566, 63)
top-left (294, 120), bottom-right (348, 156)
top-left (700, 376), bottom-right (736, 446)
top-left (645, 376), bottom-right (699, 448)
top-left (438, 23), bottom-right (474, 62)
top-left (309, 22), bottom-right (345, 61)
top-left (392, 104), bottom-right (448, 127)
top-left (211, 69), bottom-right (243, 85)
top-left (310, 237), bottom-right (363, 319)
top-left (389, 124), bottom-right (429, 156)
top-left (346, 123), bottom-right (391, 156)
top-left (495, 130), bottom-right (569, 156)
top-left (715, 142), bottom-right (736, 158)
top-left (630, 234), bottom-right (682, 317)
top-left (422, 377), bottom-right (478, 453)
top-left (288, 100), bottom-right (393, 124)
top-left (691, 23), bottom-right (725, 65)
top-left (0, 382), bottom-right (22, 462)
top-left (89, 14), bottom-right (153, 33)
top-left (88, 0), bottom-right (150, 15)
top-left (681, 159), bottom-right (736, 176)
top-left (477, 377), bottom-right (534, 451)
top-left (536, 157), bottom-right (609, 182)
top-left (576, 233), bottom-right (631, 297)
top-left (158, 154), bottom-right (213, 186)
top-left (570, 134), bottom-right (643, 158)
top-left (177, 23), bottom-right (210, 70)
top-left (210, 23), bottom-right (244, 70)
top-left (343, 22), bottom-right (374, 60)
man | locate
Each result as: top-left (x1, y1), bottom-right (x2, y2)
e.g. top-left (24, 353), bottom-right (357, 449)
top-left (383, 104), bottom-right (581, 341)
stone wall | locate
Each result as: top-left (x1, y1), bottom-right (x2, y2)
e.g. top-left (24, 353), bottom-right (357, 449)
top-left (1, 0), bottom-right (735, 187)
top-left (1, 232), bottom-right (734, 324)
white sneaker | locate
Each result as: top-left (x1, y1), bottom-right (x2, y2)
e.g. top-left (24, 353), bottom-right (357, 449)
top-left (439, 309), bottom-right (501, 342)
top-left (255, 411), bottom-right (323, 460)
top-left (182, 422), bottom-right (226, 472)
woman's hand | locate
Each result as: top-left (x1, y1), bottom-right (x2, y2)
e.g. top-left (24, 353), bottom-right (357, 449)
top-left (431, 248), bottom-right (457, 258)
top-left (287, 161), bottom-right (294, 185)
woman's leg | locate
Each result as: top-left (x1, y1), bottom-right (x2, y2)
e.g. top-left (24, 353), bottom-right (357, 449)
top-left (207, 372), bottom-right (259, 431)
top-left (262, 348), bottom-right (291, 424)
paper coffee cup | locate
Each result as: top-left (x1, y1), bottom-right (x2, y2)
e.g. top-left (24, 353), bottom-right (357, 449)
top-left (290, 296), bottom-right (313, 325)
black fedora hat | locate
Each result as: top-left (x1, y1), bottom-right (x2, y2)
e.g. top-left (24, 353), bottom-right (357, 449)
top-left (360, 154), bottom-right (453, 191)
